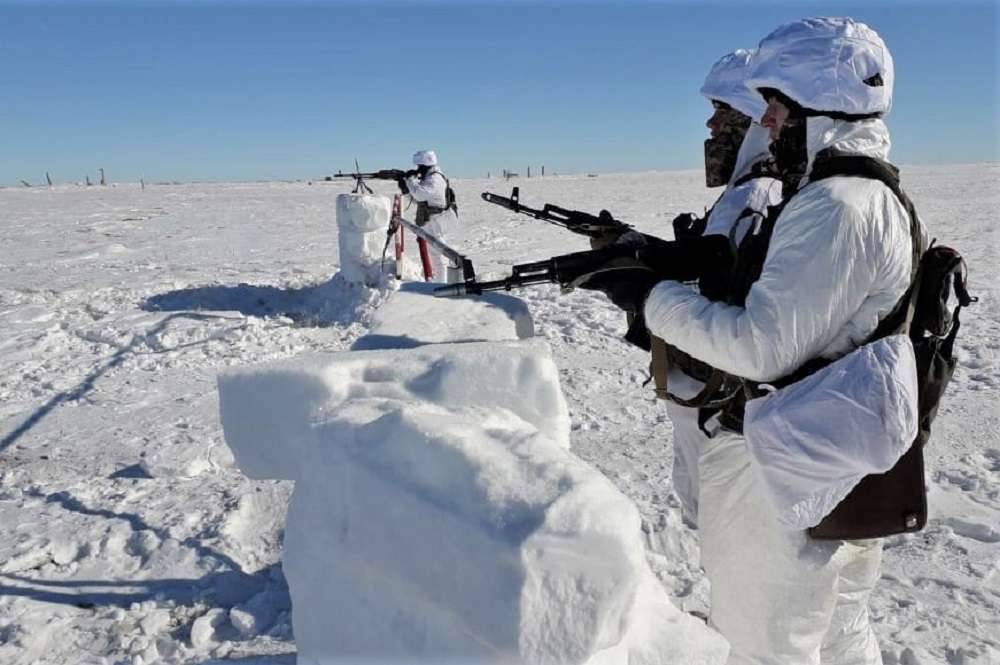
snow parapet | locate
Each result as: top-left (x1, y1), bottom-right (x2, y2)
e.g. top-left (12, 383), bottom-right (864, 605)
top-left (218, 290), bottom-right (727, 664)
top-left (336, 193), bottom-right (391, 286)
top-left (350, 281), bottom-right (535, 351)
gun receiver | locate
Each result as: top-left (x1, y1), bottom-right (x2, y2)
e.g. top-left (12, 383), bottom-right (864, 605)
top-left (481, 187), bottom-right (633, 240)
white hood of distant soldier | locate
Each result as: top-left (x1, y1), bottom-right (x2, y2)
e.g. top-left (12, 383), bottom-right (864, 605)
top-left (731, 123), bottom-right (771, 184)
top-left (700, 48), bottom-right (766, 121)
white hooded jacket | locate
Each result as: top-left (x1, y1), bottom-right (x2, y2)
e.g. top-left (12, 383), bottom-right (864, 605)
top-left (405, 166), bottom-right (449, 211)
top-left (645, 116), bottom-right (916, 383)
top-left (403, 165), bottom-right (458, 281)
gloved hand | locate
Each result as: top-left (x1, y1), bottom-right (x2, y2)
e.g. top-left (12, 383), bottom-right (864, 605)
top-left (590, 229), bottom-right (659, 251)
top-left (589, 231), bottom-right (620, 250)
top-left (672, 212), bottom-right (706, 240)
top-left (397, 177), bottom-right (409, 194)
top-left (576, 267), bottom-right (662, 314)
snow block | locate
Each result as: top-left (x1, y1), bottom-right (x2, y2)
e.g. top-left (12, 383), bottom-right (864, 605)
top-left (336, 193), bottom-right (390, 286)
top-left (351, 281), bottom-right (534, 351)
top-left (219, 338), bottom-right (726, 663)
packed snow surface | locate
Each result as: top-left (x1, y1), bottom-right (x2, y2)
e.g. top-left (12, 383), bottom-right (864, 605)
top-left (219, 337), bottom-right (725, 664)
top-left (1, 165), bottom-right (998, 664)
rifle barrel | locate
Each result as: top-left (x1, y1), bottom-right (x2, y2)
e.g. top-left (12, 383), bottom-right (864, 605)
top-left (481, 191), bottom-right (632, 239)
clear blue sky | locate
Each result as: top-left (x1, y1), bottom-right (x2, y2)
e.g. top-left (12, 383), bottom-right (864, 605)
top-left (0, 0), bottom-right (996, 184)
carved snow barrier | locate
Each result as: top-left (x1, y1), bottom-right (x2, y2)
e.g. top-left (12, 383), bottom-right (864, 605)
top-left (336, 193), bottom-right (390, 286)
top-left (350, 281), bottom-right (535, 352)
top-left (218, 291), bottom-right (727, 664)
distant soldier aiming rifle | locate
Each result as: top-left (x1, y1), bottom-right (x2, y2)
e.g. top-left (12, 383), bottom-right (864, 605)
top-left (335, 151), bottom-right (461, 283)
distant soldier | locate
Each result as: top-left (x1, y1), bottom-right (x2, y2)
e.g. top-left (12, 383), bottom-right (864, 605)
top-left (399, 150), bottom-right (460, 282)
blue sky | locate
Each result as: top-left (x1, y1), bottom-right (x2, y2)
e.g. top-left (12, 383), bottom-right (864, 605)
top-left (0, 1), bottom-right (996, 184)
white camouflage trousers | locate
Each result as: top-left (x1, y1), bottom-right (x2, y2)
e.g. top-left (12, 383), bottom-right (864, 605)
top-left (421, 211), bottom-right (460, 284)
top-left (691, 426), bottom-right (883, 664)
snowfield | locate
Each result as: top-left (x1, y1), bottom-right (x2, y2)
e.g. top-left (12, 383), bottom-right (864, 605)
top-left (1, 165), bottom-right (998, 664)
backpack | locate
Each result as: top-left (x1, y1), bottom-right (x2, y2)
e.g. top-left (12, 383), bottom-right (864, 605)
top-left (808, 239), bottom-right (976, 539)
top-left (443, 178), bottom-right (458, 213)
top-left (415, 172), bottom-right (458, 226)
top-left (430, 171), bottom-right (458, 214)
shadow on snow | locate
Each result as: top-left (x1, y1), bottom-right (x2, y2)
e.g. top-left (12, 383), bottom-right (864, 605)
top-left (0, 312), bottom-right (242, 454)
top-left (141, 272), bottom-right (381, 328)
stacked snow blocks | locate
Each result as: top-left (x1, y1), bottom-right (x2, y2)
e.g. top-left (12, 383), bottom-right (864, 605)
top-left (218, 296), bottom-right (726, 663)
top-left (336, 193), bottom-right (390, 286)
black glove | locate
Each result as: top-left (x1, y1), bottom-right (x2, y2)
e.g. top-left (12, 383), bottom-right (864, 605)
top-left (589, 231), bottom-right (620, 250)
top-left (397, 177), bottom-right (409, 194)
top-left (576, 267), bottom-right (661, 315)
top-left (672, 212), bottom-right (706, 240)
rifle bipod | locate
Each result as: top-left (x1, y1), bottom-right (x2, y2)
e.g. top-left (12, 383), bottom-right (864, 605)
top-left (351, 158), bottom-right (374, 195)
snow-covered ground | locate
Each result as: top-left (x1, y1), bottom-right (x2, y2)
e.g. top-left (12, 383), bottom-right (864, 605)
top-left (1, 165), bottom-right (997, 664)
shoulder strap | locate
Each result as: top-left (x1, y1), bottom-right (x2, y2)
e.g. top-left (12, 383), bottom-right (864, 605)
top-left (729, 160), bottom-right (778, 188)
top-left (422, 170), bottom-right (456, 213)
top-left (809, 149), bottom-right (926, 339)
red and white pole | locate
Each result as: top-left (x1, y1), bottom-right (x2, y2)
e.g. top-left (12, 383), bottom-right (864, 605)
top-left (392, 195), bottom-right (404, 279)
top-left (417, 238), bottom-right (434, 281)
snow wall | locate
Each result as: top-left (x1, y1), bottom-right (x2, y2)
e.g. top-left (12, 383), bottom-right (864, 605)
top-left (218, 282), bottom-right (727, 664)
top-left (337, 193), bottom-right (390, 286)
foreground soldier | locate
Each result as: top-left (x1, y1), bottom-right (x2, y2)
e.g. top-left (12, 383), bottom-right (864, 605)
top-left (643, 18), bottom-right (915, 664)
top-left (400, 150), bottom-right (460, 282)
top-left (663, 49), bottom-right (782, 525)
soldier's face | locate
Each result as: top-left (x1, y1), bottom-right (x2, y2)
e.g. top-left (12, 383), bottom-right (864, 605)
top-left (706, 102), bottom-right (745, 138)
top-left (761, 98), bottom-right (792, 141)
top-left (706, 106), bottom-right (727, 138)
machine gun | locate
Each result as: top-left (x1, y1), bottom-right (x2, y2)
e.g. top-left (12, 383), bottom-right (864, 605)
top-left (333, 168), bottom-right (417, 181)
top-left (434, 234), bottom-right (732, 298)
top-left (331, 160), bottom-right (418, 194)
top-left (482, 187), bottom-right (634, 242)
